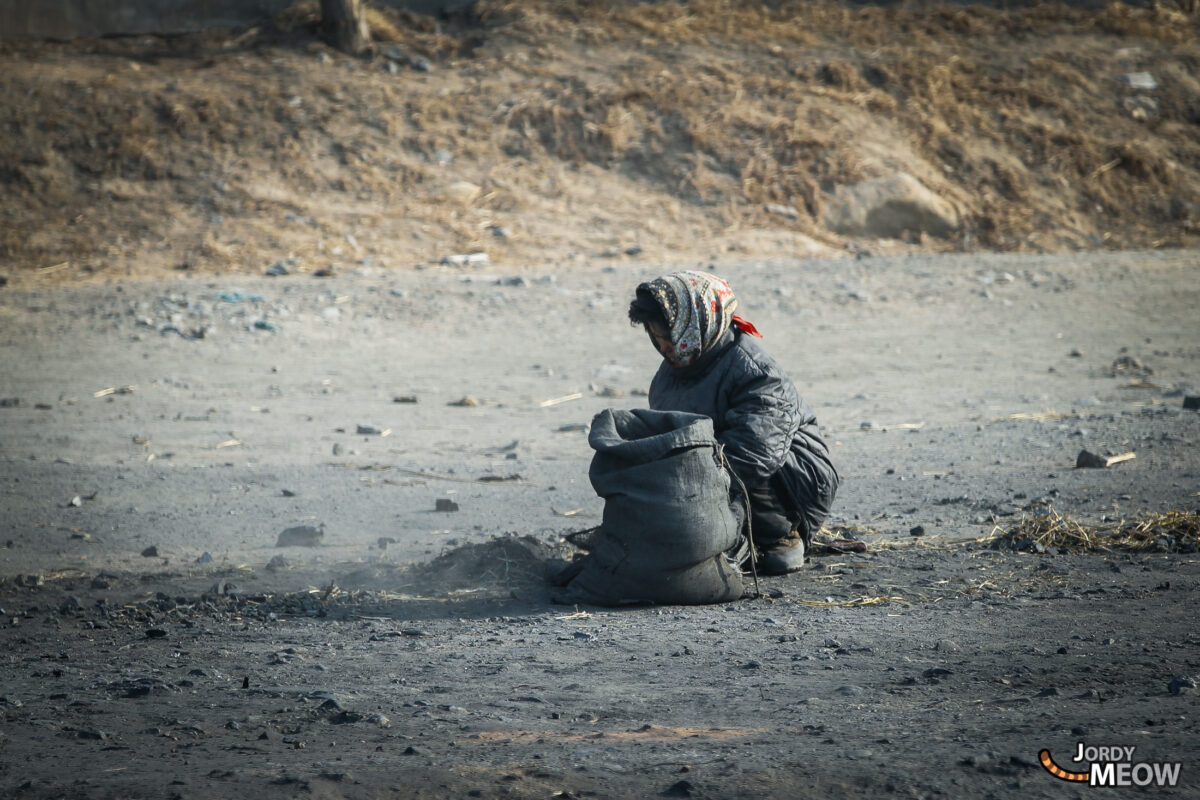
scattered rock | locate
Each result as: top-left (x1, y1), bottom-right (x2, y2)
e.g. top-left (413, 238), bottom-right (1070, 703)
top-left (824, 172), bottom-right (959, 239)
top-left (765, 203), bottom-right (799, 220)
top-left (443, 181), bottom-right (481, 206)
top-left (140, 546), bottom-right (159, 557)
top-left (276, 524), bottom-right (325, 547)
top-left (1168, 675), bottom-right (1196, 695)
top-left (76, 729), bottom-right (111, 740)
top-left (449, 396), bottom-right (480, 407)
top-left (265, 262), bottom-right (290, 276)
top-left (909, 525), bottom-right (925, 537)
top-left (441, 252), bottom-right (489, 267)
top-left (1119, 72), bottom-right (1158, 90)
top-left (435, 499), bottom-right (460, 512)
top-left (1076, 450), bottom-right (1135, 469)
top-left (0, 397), bottom-right (19, 407)
top-left (1110, 355), bottom-right (1151, 376)
top-left (1122, 95), bottom-right (1159, 121)
top-left (356, 423), bottom-right (386, 435)
top-left (196, 551), bottom-right (213, 564)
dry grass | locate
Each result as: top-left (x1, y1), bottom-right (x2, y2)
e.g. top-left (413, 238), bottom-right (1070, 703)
top-left (981, 508), bottom-right (1200, 554)
top-left (1, 0), bottom-right (1198, 279)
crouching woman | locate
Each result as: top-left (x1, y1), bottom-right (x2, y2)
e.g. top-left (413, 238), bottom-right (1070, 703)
top-left (629, 270), bottom-right (839, 575)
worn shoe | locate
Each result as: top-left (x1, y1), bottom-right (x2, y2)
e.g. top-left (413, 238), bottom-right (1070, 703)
top-left (757, 537), bottom-right (806, 576)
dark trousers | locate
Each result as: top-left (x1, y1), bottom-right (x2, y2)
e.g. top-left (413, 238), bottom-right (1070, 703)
top-left (744, 475), bottom-right (804, 546)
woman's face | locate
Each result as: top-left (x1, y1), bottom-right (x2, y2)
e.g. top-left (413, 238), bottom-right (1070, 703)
top-left (646, 323), bottom-right (673, 360)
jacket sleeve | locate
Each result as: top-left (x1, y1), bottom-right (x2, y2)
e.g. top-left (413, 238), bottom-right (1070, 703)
top-left (718, 367), bottom-right (800, 485)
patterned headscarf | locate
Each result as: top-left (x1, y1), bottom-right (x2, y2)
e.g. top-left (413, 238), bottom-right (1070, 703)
top-left (637, 270), bottom-right (761, 368)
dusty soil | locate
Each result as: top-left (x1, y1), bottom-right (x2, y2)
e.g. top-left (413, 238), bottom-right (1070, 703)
top-left (1, 248), bottom-right (1198, 798)
top-left (2, 0), bottom-right (1200, 287)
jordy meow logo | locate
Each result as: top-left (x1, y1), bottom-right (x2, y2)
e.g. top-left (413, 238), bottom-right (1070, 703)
top-left (1039, 742), bottom-right (1183, 787)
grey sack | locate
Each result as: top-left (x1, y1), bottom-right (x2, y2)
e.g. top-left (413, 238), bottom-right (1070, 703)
top-left (557, 408), bottom-right (745, 606)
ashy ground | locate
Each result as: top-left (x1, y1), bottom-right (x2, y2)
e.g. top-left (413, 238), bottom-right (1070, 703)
top-left (1, 248), bottom-right (1198, 798)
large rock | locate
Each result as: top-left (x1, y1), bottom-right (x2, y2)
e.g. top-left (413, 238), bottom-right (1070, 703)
top-left (824, 173), bottom-right (959, 239)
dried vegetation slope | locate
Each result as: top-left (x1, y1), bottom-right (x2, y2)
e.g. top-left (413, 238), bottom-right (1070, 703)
top-left (0, 0), bottom-right (1197, 279)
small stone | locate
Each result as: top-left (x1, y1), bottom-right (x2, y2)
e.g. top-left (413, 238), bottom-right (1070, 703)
top-left (624, 244), bottom-right (643, 256)
top-left (140, 545), bottom-right (159, 558)
top-left (1168, 675), bottom-right (1196, 695)
top-left (1035, 687), bottom-right (1059, 697)
top-left (356, 423), bottom-right (385, 435)
top-left (76, 729), bottom-right (110, 740)
top-left (440, 252), bottom-right (488, 267)
top-left (145, 628), bottom-right (168, 639)
top-left (909, 525), bottom-right (925, 537)
top-left (1183, 396), bottom-right (1200, 411)
top-left (765, 203), bottom-right (799, 220)
top-left (1119, 72), bottom-right (1158, 90)
top-left (276, 524), bottom-right (324, 547)
top-left (449, 396), bottom-right (479, 407)
top-left (266, 555), bottom-right (289, 570)
top-left (393, 395), bottom-right (418, 404)
top-left (859, 421), bottom-right (875, 430)
top-left (1076, 449), bottom-right (1135, 469)
top-left (0, 397), bottom-right (19, 407)
top-left (662, 779), bottom-right (694, 797)
top-left (265, 262), bottom-right (290, 276)
top-left (435, 499), bottom-right (459, 512)
top-left (195, 551), bottom-right (213, 564)
top-left (935, 639), bottom-right (959, 652)
top-left (332, 443), bottom-right (344, 456)
top-left (836, 685), bottom-right (865, 696)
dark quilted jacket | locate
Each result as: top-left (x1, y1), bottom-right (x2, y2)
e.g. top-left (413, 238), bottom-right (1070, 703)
top-left (648, 328), bottom-right (839, 532)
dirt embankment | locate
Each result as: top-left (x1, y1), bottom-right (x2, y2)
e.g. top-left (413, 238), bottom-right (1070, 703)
top-left (1, 0), bottom-right (1198, 284)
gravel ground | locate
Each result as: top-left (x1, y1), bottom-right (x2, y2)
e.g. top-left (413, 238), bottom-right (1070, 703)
top-left (1, 249), bottom-right (1198, 798)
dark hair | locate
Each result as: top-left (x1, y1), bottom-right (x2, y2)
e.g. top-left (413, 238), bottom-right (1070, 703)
top-left (628, 287), bottom-right (668, 330)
